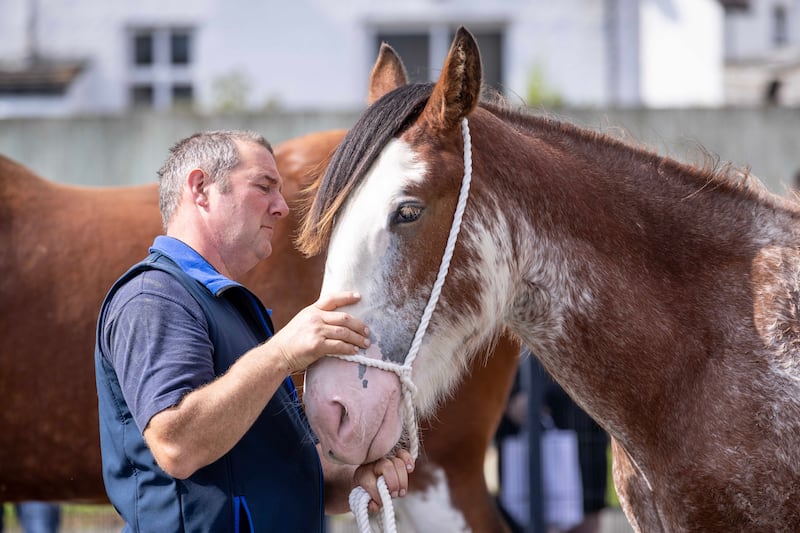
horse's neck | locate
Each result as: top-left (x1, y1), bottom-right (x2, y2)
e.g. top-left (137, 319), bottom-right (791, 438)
top-left (495, 125), bottom-right (800, 446)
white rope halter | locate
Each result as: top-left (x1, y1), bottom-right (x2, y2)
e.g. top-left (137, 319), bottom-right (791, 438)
top-left (331, 117), bottom-right (473, 533)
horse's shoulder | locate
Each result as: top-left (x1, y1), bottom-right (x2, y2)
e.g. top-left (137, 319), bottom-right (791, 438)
top-left (751, 244), bottom-right (800, 366)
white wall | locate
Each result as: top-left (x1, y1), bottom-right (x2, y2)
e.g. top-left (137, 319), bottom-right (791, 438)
top-left (199, 0), bottom-right (345, 111)
top-left (506, 0), bottom-right (609, 106)
top-left (640, 0), bottom-right (725, 107)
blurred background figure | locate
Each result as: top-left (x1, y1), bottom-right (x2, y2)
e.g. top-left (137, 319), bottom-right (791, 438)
top-left (495, 350), bottom-right (609, 533)
top-left (0, 502), bottom-right (61, 533)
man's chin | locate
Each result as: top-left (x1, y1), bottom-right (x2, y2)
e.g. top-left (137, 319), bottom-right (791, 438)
top-left (258, 243), bottom-right (273, 261)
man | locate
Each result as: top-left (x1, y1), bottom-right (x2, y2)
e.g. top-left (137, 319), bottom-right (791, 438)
top-left (95, 130), bottom-right (412, 532)
top-left (0, 502), bottom-right (61, 533)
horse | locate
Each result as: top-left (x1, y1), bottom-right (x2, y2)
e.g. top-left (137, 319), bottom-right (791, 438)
top-left (0, 130), bottom-right (519, 529)
top-left (299, 27), bottom-right (800, 532)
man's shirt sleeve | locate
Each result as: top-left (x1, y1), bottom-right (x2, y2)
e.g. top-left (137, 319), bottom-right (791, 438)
top-left (101, 269), bottom-right (215, 433)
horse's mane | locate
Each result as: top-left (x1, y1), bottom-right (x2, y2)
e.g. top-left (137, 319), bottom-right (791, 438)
top-left (296, 83), bottom-right (794, 257)
top-left (483, 101), bottom-right (782, 203)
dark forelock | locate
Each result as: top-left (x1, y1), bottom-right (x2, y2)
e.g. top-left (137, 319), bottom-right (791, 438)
top-left (297, 83), bottom-right (434, 256)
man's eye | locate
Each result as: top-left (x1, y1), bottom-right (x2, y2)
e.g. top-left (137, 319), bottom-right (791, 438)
top-left (392, 204), bottom-right (423, 225)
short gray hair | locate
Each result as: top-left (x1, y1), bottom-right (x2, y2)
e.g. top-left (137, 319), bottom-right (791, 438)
top-left (157, 130), bottom-right (273, 229)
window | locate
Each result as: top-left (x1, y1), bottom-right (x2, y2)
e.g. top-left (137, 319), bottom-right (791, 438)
top-left (773, 5), bottom-right (788, 46)
top-left (375, 33), bottom-right (430, 83)
top-left (374, 26), bottom-right (504, 91)
top-left (172, 84), bottom-right (193, 107)
top-left (131, 84), bottom-right (154, 107)
top-left (133, 33), bottom-right (153, 66)
top-left (171, 31), bottom-right (191, 65)
top-left (128, 27), bottom-right (194, 110)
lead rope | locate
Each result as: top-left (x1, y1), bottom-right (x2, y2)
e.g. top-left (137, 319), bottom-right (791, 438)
top-left (332, 118), bottom-right (473, 533)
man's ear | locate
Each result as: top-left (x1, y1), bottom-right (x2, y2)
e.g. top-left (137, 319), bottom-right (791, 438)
top-left (187, 168), bottom-right (209, 207)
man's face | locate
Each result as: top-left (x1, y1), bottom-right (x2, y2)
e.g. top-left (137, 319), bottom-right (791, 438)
top-left (206, 141), bottom-right (289, 274)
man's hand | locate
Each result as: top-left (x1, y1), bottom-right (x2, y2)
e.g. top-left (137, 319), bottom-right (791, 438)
top-left (352, 449), bottom-right (415, 513)
top-left (266, 291), bottom-right (371, 374)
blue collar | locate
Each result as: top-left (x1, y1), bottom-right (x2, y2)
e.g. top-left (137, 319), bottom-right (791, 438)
top-left (149, 236), bottom-right (288, 391)
top-left (150, 236), bottom-right (241, 297)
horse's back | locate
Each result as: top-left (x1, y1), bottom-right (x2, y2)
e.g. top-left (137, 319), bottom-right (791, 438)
top-left (0, 153), bottom-right (161, 501)
top-left (0, 132), bottom-right (521, 533)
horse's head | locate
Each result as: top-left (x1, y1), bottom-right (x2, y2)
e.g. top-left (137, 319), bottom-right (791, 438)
top-left (300, 29), bottom-right (512, 464)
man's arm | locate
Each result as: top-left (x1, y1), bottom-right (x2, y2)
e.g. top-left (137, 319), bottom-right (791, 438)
top-left (143, 292), bottom-right (370, 479)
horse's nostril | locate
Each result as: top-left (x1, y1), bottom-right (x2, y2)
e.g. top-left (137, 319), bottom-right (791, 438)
top-left (335, 400), bottom-right (348, 433)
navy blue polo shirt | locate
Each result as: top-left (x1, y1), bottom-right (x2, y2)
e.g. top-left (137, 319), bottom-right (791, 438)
top-left (95, 236), bottom-right (324, 532)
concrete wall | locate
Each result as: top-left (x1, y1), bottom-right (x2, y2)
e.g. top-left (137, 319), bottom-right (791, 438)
top-left (0, 107), bottom-right (797, 196)
top-left (0, 110), bottom-right (357, 187)
top-left (558, 106), bottom-right (800, 194)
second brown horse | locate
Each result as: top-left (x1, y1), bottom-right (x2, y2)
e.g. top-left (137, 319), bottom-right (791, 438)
top-left (0, 127), bottom-right (519, 531)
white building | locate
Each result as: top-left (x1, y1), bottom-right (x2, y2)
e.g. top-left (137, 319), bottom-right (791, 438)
top-left (0, 0), bottom-right (753, 117)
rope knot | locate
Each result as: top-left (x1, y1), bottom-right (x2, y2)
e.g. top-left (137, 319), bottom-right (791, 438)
top-left (398, 367), bottom-right (417, 398)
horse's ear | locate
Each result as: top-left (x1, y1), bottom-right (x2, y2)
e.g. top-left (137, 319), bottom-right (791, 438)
top-left (368, 43), bottom-right (409, 104)
top-left (421, 27), bottom-right (482, 132)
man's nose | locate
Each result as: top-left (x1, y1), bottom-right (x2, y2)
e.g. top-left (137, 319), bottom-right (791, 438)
top-left (274, 194), bottom-right (289, 217)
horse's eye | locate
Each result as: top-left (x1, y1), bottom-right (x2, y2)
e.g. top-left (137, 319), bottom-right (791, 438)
top-left (392, 204), bottom-right (423, 225)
